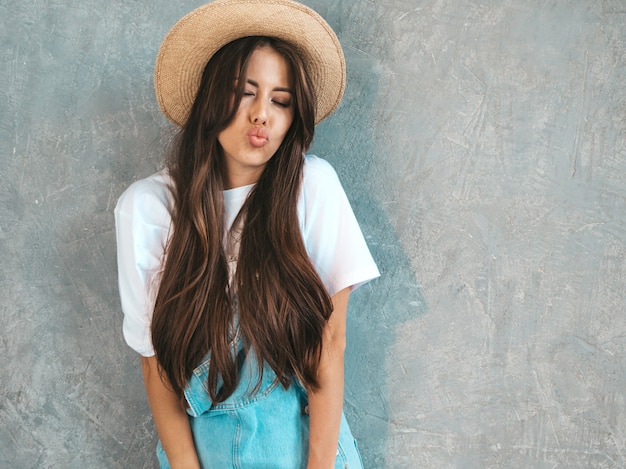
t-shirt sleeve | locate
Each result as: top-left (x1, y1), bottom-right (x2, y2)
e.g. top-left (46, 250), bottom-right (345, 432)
top-left (114, 174), bottom-right (172, 356)
top-left (300, 156), bottom-right (380, 296)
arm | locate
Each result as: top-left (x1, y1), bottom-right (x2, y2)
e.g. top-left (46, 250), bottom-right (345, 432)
top-left (141, 355), bottom-right (201, 469)
top-left (306, 287), bottom-right (351, 469)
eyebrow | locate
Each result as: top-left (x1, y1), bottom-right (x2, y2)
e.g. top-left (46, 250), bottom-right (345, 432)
top-left (246, 79), bottom-right (293, 94)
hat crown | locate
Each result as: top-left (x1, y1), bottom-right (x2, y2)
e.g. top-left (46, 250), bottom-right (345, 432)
top-left (155, 0), bottom-right (346, 126)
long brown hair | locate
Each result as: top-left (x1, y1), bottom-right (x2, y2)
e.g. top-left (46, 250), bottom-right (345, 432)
top-left (151, 37), bottom-right (333, 404)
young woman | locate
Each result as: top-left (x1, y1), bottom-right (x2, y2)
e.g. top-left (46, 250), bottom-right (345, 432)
top-left (115, 1), bottom-right (379, 467)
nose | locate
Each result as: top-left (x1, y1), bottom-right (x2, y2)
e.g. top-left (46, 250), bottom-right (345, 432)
top-left (250, 98), bottom-right (268, 125)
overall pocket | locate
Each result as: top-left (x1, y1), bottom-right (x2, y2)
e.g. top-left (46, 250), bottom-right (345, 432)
top-left (184, 342), bottom-right (281, 416)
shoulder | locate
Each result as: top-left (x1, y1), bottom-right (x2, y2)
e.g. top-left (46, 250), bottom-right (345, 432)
top-left (298, 155), bottom-right (380, 294)
top-left (301, 154), bottom-right (343, 192)
top-left (115, 170), bottom-right (174, 228)
top-left (302, 154), bottom-right (339, 179)
top-left (298, 154), bottom-right (350, 225)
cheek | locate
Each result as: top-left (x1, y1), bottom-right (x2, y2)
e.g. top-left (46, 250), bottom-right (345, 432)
top-left (216, 127), bottom-right (234, 152)
top-left (218, 113), bottom-right (243, 141)
top-left (282, 112), bottom-right (295, 134)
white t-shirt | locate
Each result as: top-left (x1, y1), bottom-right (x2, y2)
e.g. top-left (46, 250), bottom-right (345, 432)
top-left (114, 155), bottom-right (380, 357)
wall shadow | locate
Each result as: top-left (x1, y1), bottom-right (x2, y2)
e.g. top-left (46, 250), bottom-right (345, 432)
top-left (311, 48), bottom-right (429, 466)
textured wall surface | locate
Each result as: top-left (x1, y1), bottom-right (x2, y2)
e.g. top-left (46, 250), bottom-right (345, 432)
top-left (1, 0), bottom-right (625, 468)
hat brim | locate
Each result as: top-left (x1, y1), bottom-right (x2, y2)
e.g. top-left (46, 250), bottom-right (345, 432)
top-left (154, 0), bottom-right (346, 126)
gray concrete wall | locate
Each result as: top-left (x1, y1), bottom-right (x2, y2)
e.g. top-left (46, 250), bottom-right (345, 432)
top-left (1, 0), bottom-right (624, 467)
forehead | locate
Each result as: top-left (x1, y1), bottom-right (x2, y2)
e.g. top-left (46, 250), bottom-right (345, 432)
top-left (244, 46), bottom-right (293, 86)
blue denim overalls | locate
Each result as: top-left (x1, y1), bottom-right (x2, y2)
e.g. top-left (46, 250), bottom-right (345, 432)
top-left (156, 331), bottom-right (364, 468)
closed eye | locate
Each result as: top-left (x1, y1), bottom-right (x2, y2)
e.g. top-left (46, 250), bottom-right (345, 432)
top-left (272, 99), bottom-right (291, 108)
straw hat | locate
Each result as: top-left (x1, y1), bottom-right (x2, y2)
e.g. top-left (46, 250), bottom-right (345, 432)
top-left (154, 0), bottom-right (346, 126)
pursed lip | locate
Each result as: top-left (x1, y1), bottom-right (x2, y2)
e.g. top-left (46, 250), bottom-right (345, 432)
top-left (248, 127), bottom-right (268, 139)
top-left (247, 127), bottom-right (269, 147)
